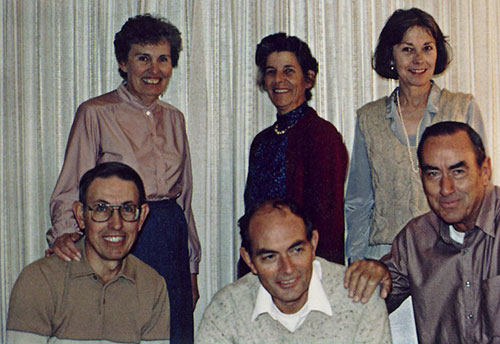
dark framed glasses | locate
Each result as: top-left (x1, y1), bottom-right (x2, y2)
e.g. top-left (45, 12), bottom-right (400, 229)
top-left (84, 202), bottom-right (141, 222)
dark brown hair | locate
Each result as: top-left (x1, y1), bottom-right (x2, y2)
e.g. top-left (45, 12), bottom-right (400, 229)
top-left (79, 162), bottom-right (146, 206)
top-left (417, 121), bottom-right (486, 168)
top-left (372, 8), bottom-right (450, 79)
top-left (114, 14), bottom-right (182, 80)
top-left (255, 33), bottom-right (318, 101)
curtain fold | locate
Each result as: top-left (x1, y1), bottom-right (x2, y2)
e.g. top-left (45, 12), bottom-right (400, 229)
top-left (1, 1), bottom-right (499, 340)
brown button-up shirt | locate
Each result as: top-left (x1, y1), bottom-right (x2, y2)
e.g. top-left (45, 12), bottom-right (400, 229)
top-left (383, 184), bottom-right (500, 343)
top-left (48, 83), bottom-right (201, 273)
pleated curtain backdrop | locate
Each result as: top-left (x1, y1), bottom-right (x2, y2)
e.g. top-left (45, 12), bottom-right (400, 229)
top-left (1, 0), bottom-right (499, 341)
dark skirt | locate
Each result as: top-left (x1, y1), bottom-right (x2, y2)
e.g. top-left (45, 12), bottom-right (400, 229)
top-left (131, 199), bottom-right (193, 344)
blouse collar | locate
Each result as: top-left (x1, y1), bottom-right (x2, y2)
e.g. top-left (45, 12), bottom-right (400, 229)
top-left (274, 102), bottom-right (309, 132)
top-left (117, 82), bottom-right (160, 111)
top-left (386, 80), bottom-right (440, 120)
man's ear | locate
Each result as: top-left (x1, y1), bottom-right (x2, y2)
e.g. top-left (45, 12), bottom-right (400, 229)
top-left (240, 247), bottom-right (258, 275)
top-left (310, 230), bottom-right (319, 257)
top-left (137, 203), bottom-right (150, 232)
top-left (481, 157), bottom-right (492, 184)
top-left (73, 201), bottom-right (85, 231)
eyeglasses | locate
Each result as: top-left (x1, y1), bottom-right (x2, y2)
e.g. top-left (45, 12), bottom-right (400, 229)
top-left (84, 202), bottom-right (141, 222)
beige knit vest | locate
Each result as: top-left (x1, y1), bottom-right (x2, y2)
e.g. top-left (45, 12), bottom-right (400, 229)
top-left (357, 89), bottom-right (473, 245)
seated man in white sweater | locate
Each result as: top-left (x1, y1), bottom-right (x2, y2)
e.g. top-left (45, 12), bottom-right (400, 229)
top-left (196, 199), bottom-right (391, 343)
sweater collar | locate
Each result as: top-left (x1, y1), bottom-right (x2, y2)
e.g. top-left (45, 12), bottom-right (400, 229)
top-left (251, 259), bottom-right (332, 332)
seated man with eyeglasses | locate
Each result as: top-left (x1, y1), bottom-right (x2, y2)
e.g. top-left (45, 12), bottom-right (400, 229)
top-left (6, 162), bottom-right (170, 343)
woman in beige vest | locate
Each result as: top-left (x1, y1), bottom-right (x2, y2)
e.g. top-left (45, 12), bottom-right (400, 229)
top-left (345, 8), bottom-right (486, 263)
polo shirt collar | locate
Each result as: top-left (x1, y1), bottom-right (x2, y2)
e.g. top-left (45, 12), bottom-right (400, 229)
top-left (251, 259), bottom-right (332, 331)
top-left (68, 236), bottom-right (136, 284)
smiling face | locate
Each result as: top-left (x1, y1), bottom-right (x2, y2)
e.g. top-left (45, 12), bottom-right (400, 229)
top-left (119, 41), bottom-right (173, 106)
top-left (240, 205), bottom-right (318, 314)
top-left (263, 51), bottom-right (314, 115)
top-left (420, 131), bottom-right (491, 232)
top-left (74, 176), bottom-right (149, 275)
top-left (392, 25), bottom-right (437, 89)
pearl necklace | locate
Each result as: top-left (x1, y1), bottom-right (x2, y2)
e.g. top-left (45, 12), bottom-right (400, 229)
top-left (273, 120), bottom-right (298, 135)
top-left (396, 88), bottom-right (421, 173)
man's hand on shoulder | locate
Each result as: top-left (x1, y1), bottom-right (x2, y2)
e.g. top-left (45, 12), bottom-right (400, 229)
top-left (45, 232), bottom-right (82, 262)
top-left (344, 259), bottom-right (391, 304)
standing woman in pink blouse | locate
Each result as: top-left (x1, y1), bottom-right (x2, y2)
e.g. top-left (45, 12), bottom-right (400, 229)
top-left (46, 14), bottom-right (199, 344)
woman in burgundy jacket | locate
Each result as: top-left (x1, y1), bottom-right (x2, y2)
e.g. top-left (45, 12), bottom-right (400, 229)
top-left (240, 32), bottom-right (348, 276)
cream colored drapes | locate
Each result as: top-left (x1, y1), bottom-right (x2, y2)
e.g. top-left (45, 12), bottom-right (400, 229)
top-left (1, 0), bottom-right (499, 340)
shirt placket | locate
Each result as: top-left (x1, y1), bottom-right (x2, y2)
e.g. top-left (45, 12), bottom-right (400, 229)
top-left (145, 108), bottom-right (162, 191)
top-left (460, 242), bottom-right (476, 338)
top-left (87, 274), bottom-right (105, 335)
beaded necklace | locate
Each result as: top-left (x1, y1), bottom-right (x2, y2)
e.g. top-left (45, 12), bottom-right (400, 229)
top-left (273, 121), bottom-right (298, 135)
top-left (396, 88), bottom-right (422, 173)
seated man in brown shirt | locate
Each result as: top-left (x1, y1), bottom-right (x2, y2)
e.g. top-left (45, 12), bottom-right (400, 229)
top-left (7, 162), bottom-right (170, 343)
top-left (345, 121), bottom-right (500, 343)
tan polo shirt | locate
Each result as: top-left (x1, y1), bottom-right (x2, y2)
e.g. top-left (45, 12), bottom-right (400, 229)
top-left (7, 238), bottom-right (170, 343)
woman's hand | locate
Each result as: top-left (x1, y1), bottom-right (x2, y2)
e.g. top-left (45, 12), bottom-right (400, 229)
top-left (45, 232), bottom-right (82, 262)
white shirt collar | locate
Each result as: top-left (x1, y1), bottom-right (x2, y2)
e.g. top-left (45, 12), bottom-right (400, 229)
top-left (251, 259), bottom-right (333, 332)
top-left (449, 225), bottom-right (465, 244)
